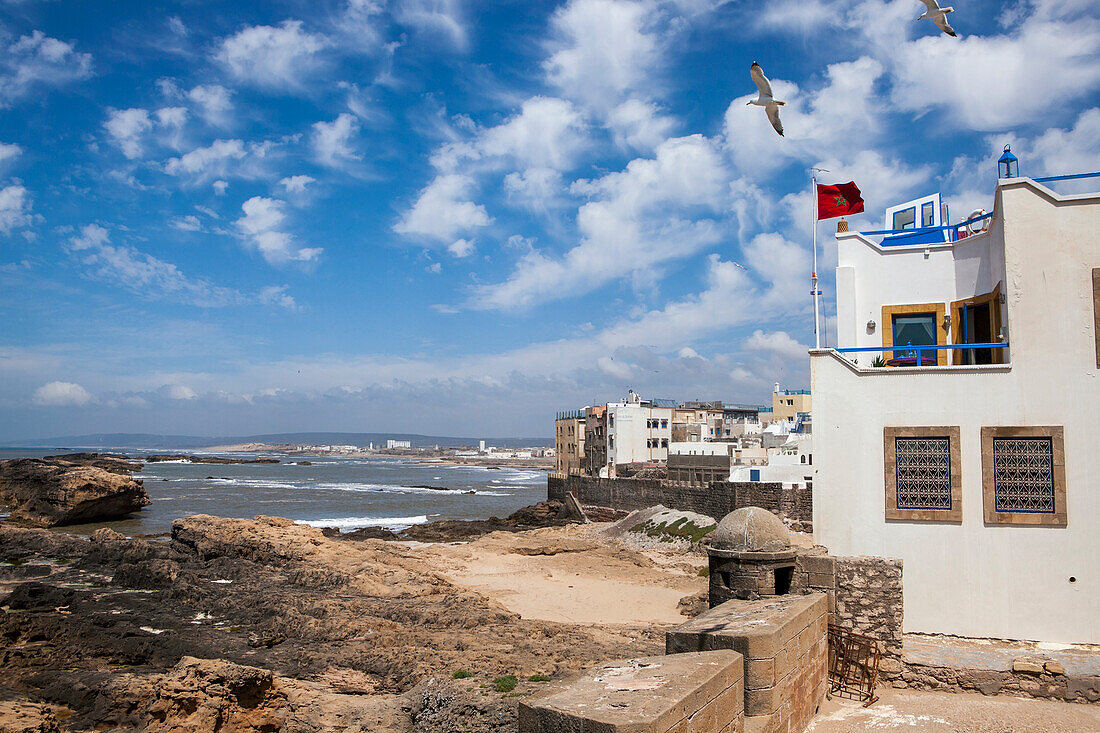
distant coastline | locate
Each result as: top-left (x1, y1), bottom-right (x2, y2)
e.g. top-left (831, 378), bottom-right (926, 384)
top-left (198, 442), bottom-right (555, 471)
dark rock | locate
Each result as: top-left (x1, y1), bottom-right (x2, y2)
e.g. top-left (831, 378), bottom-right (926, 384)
top-left (5, 581), bottom-right (78, 610)
top-left (247, 630), bottom-right (286, 648)
top-left (329, 526), bottom-right (400, 541)
top-left (296, 461), bottom-right (312, 466)
top-left (409, 678), bottom-right (518, 733)
top-left (43, 453), bottom-right (143, 474)
top-left (112, 559), bottom-right (181, 589)
top-left (145, 454), bottom-right (280, 465)
top-left (0, 458), bottom-right (149, 527)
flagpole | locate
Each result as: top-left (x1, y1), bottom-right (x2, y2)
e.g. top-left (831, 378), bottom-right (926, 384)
top-left (811, 169), bottom-right (820, 350)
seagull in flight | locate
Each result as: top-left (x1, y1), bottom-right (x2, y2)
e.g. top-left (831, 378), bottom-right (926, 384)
top-left (748, 62), bottom-right (785, 137)
top-left (917, 0), bottom-right (958, 37)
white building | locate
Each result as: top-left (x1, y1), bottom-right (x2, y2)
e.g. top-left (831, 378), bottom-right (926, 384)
top-left (811, 161), bottom-right (1099, 644)
top-left (605, 390), bottom-right (674, 468)
top-left (385, 439), bottom-right (411, 449)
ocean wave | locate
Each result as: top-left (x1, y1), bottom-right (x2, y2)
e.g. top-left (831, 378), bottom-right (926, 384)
top-left (297, 515), bottom-right (430, 531)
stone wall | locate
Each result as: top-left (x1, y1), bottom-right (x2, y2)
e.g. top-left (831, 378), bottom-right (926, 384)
top-left (667, 593), bottom-right (829, 733)
top-left (519, 651), bottom-right (745, 733)
top-left (898, 654), bottom-right (1100, 703)
top-left (547, 474), bottom-right (812, 530)
top-left (794, 554), bottom-right (904, 675)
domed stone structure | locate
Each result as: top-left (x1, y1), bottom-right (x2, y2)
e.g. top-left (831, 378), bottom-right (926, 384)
top-left (707, 507), bottom-right (798, 606)
top-left (711, 506), bottom-right (791, 554)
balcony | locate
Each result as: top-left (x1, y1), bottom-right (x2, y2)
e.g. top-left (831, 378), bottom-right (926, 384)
top-left (826, 343), bottom-right (1010, 373)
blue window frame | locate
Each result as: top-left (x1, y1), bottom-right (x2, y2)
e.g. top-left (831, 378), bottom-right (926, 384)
top-left (921, 201), bottom-right (935, 227)
top-left (892, 206), bottom-right (916, 230)
top-left (892, 312), bottom-right (936, 358)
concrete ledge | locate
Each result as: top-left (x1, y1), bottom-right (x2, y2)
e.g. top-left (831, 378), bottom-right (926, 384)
top-left (518, 651), bottom-right (745, 733)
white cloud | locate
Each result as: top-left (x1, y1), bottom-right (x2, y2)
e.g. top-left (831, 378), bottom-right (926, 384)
top-left (394, 174), bottom-right (491, 242)
top-left (103, 108), bottom-right (153, 159)
top-left (215, 20), bottom-right (330, 91)
top-left (68, 223), bottom-right (109, 251)
top-left (1023, 107), bottom-right (1100, 177)
top-left (722, 57), bottom-right (886, 180)
top-left (312, 113), bottom-right (361, 168)
top-left (544, 0), bottom-right (660, 114)
top-left (164, 139), bottom-right (273, 182)
top-left (0, 31), bottom-right (93, 106)
top-left (188, 84), bottom-right (234, 126)
top-left (32, 381), bottom-right (93, 407)
top-left (888, 15), bottom-right (1100, 130)
top-left (259, 285), bottom-right (298, 310)
top-left (64, 224), bottom-right (297, 309)
top-left (237, 196), bottom-right (322, 264)
top-left (447, 238), bottom-right (475, 257)
top-left (426, 262), bottom-right (442, 274)
top-left (164, 384), bottom-right (197, 400)
top-left (471, 134), bottom-right (727, 310)
top-left (332, 0), bottom-right (385, 50)
top-left (0, 184), bottom-right (32, 233)
top-left (280, 175), bottom-right (316, 193)
top-left (606, 98), bottom-right (676, 151)
top-left (503, 167), bottom-right (565, 212)
top-left (0, 142), bottom-right (22, 164)
top-left (212, 180), bottom-right (228, 195)
top-left (169, 215), bottom-right (203, 232)
top-left (395, 0), bottom-right (468, 51)
top-left (156, 106), bottom-right (187, 128)
top-left (743, 329), bottom-right (810, 360)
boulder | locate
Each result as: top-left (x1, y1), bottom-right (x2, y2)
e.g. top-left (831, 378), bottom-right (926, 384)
top-left (0, 458), bottom-right (149, 527)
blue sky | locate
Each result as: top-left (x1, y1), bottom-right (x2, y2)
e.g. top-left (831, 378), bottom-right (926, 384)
top-left (1, 0), bottom-right (1098, 440)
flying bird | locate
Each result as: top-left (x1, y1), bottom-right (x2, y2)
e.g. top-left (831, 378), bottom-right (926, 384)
top-left (748, 62), bottom-right (785, 137)
top-left (917, 0), bottom-right (957, 37)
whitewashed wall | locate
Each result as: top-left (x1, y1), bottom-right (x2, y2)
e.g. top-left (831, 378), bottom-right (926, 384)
top-left (812, 179), bottom-right (1100, 644)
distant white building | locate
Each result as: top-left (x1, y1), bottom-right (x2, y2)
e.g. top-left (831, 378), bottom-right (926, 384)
top-left (605, 390), bottom-right (675, 470)
top-left (386, 439), bottom-right (411, 449)
top-left (812, 155), bottom-right (1099, 644)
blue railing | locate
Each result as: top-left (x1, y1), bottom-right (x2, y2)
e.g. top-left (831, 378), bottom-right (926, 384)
top-left (852, 172), bottom-right (1100, 245)
top-left (1032, 171), bottom-right (1100, 184)
top-left (856, 210), bottom-right (994, 245)
top-left (834, 342), bottom-right (1009, 366)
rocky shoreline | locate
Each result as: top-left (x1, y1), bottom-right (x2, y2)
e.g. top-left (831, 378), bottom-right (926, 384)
top-left (0, 455), bottom-right (149, 528)
top-left (0, 508), bottom-right (680, 732)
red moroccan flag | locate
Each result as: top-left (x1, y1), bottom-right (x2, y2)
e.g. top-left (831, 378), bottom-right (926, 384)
top-left (816, 181), bottom-right (864, 220)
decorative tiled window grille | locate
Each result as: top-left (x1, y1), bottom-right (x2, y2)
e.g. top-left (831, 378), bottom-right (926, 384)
top-left (992, 437), bottom-right (1055, 513)
top-left (894, 437), bottom-right (952, 510)
top-left (981, 426), bottom-right (1066, 527)
top-left (884, 426), bottom-right (961, 522)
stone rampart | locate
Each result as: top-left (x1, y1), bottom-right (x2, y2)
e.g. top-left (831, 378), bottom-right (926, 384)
top-left (519, 651), bottom-right (745, 733)
top-left (547, 475), bottom-right (812, 530)
top-left (666, 594), bottom-right (828, 733)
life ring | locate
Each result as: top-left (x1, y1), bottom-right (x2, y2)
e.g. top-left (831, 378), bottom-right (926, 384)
top-left (966, 209), bottom-right (989, 235)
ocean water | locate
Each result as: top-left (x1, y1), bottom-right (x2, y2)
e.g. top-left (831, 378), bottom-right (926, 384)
top-left (0, 450), bottom-right (548, 536)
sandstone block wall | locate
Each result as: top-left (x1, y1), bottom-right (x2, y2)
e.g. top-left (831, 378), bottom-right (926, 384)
top-left (547, 475), bottom-right (812, 529)
top-left (666, 594), bottom-right (828, 733)
top-left (518, 651), bottom-right (745, 733)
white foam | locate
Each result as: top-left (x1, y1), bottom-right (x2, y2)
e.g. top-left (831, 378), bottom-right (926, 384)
top-left (297, 515), bottom-right (430, 531)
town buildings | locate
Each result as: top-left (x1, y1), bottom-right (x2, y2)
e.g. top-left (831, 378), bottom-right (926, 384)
top-left (605, 390), bottom-right (675, 469)
top-left (554, 389), bottom-right (810, 482)
top-left (811, 158), bottom-right (1099, 644)
top-left (553, 410), bottom-right (585, 475)
top-left (759, 383), bottom-right (812, 426)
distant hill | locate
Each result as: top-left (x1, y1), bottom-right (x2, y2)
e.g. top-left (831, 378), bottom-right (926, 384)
top-left (0, 432), bottom-right (552, 450)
